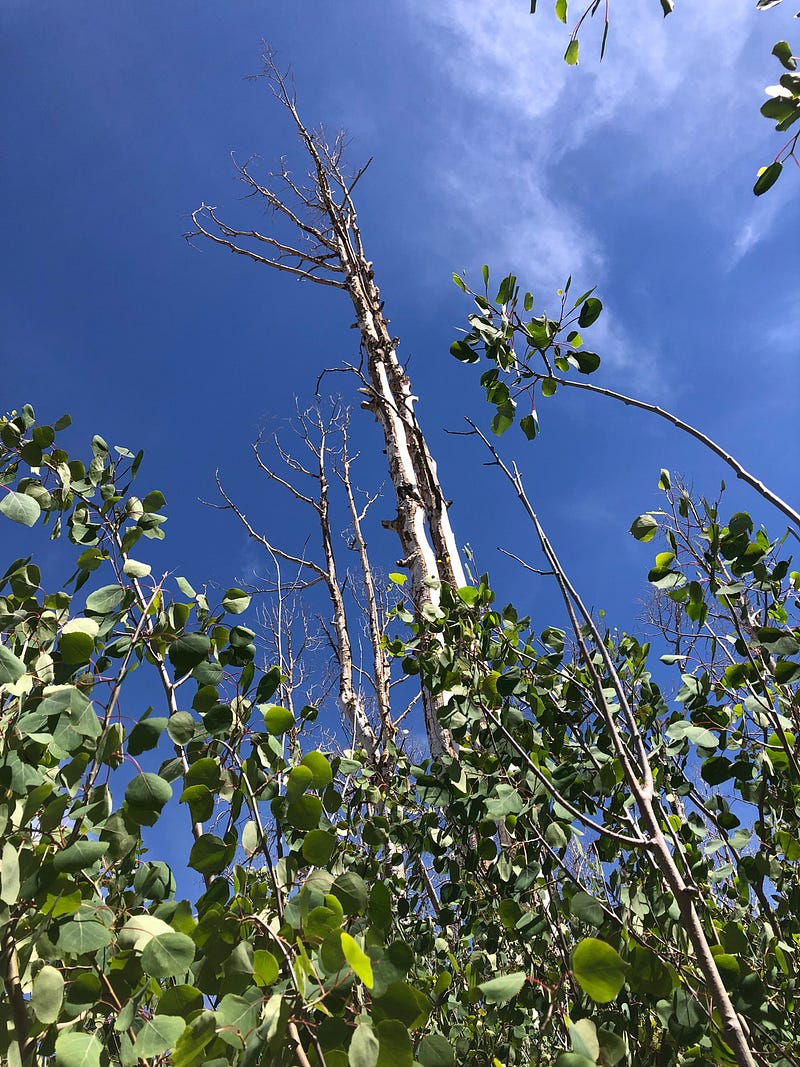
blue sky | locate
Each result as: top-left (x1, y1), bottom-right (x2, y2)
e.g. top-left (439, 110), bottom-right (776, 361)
top-left (2, 0), bottom-right (799, 661)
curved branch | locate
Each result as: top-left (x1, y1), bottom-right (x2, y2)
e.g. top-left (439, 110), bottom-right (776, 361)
top-left (539, 374), bottom-right (800, 532)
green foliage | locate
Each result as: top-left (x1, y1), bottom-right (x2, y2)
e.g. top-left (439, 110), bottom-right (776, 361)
top-left (1, 255), bottom-right (797, 1067)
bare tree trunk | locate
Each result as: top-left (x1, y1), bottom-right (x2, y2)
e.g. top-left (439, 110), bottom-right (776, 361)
top-left (213, 406), bottom-right (381, 756)
top-left (190, 53), bottom-right (465, 756)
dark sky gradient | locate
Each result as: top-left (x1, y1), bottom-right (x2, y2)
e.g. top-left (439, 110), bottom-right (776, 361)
top-left (2, 0), bottom-right (798, 701)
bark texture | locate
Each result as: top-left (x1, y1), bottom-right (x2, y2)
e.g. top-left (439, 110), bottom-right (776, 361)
top-left (190, 54), bottom-right (464, 757)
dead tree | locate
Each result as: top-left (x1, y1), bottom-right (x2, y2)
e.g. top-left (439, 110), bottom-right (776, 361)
top-left (213, 403), bottom-right (391, 757)
top-left (189, 53), bottom-right (465, 758)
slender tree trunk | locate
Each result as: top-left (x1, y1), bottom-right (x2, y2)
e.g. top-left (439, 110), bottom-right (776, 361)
top-left (190, 54), bottom-right (465, 756)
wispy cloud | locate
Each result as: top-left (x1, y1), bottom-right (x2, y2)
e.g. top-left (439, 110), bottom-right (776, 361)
top-left (729, 187), bottom-right (784, 267)
top-left (403, 0), bottom-right (776, 377)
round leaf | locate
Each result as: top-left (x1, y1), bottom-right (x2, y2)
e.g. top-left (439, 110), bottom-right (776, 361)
top-left (571, 891), bottom-right (604, 927)
top-left (33, 965), bottom-right (65, 1025)
top-left (331, 871), bottom-right (369, 914)
top-left (300, 750), bottom-right (333, 789)
top-left (578, 296), bottom-right (602, 327)
top-left (55, 1032), bottom-right (102, 1067)
top-left (222, 588), bottom-right (251, 614)
top-left (135, 1015), bottom-right (185, 1058)
top-left (477, 971), bottom-right (526, 1004)
top-left (85, 585), bottom-right (124, 615)
top-left (286, 794), bottom-right (323, 831)
top-left (417, 1033), bottom-right (455, 1067)
top-left (261, 704), bottom-right (295, 735)
top-left (125, 772), bottom-right (172, 825)
top-left (54, 841), bottom-right (106, 874)
top-left (168, 633), bottom-right (211, 677)
top-left (302, 829), bottom-right (336, 867)
top-left (349, 1021), bottom-right (379, 1067)
top-left (167, 711), bottom-right (196, 745)
top-left (141, 932), bottom-right (196, 978)
top-left (189, 834), bottom-right (233, 875)
top-left (0, 490), bottom-right (41, 527)
top-left (573, 938), bottom-right (628, 1003)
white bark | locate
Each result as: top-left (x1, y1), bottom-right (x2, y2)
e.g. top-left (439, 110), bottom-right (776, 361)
top-left (190, 57), bottom-right (466, 757)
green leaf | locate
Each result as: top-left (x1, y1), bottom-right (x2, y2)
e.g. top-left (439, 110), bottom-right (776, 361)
top-left (286, 794), bottom-right (323, 830)
top-left (118, 914), bottom-right (174, 951)
top-left (452, 272), bottom-right (467, 292)
top-left (0, 842), bottom-right (19, 905)
top-left (54, 840), bottom-right (106, 874)
top-left (172, 1010), bottom-right (217, 1067)
top-left (701, 755), bottom-right (734, 785)
top-left (417, 1033), bottom-right (455, 1067)
top-left (168, 633), bottom-right (211, 676)
top-left (564, 39), bottom-right (580, 65)
top-left (376, 1019), bottom-right (413, 1067)
top-left (0, 490), bottom-right (41, 527)
top-left (222, 587), bottom-right (251, 614)
top-left (85, 584), bottom-right (124, 615)
top-left (450, 339), bottom-right (479, 363)
top-left (167, 711), bottom-right (196, 744)
top-left (59, 619), bottom-right (99, 665)
top-left (157, 985), bottom-right (204, 1019)
top-left (573, 939), bottom-right (628, 1003)
top-left (569, 1018), bottom-right (599, 1060)
top-left (554, 1056), bottom-right (596, 1067)
top-left (350, 1020), bottom-right (380, 1067)
top-left (628, 945), bottom-right (673, 997)
top-left (571, 891), bottom-right (603, 927)
top-left (0, 644), bottom-right (26, 685)
top-left (57, 918), bottom-right (113, 955)
top-left (325, 875), bottom-right (367, 921)
top-left (141, 931), bottom-right (196, 978)
top-left (578, 297), bottom-right (602, 327)
top-left (775, 659), bottom-right (800, 683)
top-left (55, 1032), bottom-right (103, 1067)
top-left (135, 1016), bottom-right (186, 1058)
top-left (142, 489), bottom-right (166, 512)
top-left (128, 715), bottom-right (167, 756)
top-left (176, 576), bottom-right (196, 597)
top-left (122, 558), bottom-right (151, 578)
top-left (33, 964), bottom-right (65, 1024)
top-left (754, 161), bottom-right (782, 196)
top-left (189, 834), bottom-right (234, 875)
top-left (125, 772), bottom-right (172, 824)
top-left (253, 949), bottom-right (280, 987)
top-left (261, 704), bottom-right (295, 734)
top-left (300, 750), bottom-right (333, 789)
top-left (217, 993), bottom-right (260, 1047)
top-left (477, 971), bottom-right (526, 1004)
top-left (520, 413), bottom-right (538, 440)
top-left (541, 377), bottom-right (558, 397)
top-left (556, 0), bottom-right (567, 23)
top-left (773, 40), bottom-right (797, 70)
top-left (630, 514), bottom-right (658, 542)
top-left (491, 408), bottom-right (515, 435)
top-left (341, 932), bottom-right (374, 988)
top-left (302, 829), bottom-right (336, 866)
top-left (573, 350), bottom-right (601, 374)
top-left (597, 1029), bottom-right (627, 1066)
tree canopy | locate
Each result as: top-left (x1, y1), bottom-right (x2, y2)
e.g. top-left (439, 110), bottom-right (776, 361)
top-left (1, 6), bottom-right (799, 1067)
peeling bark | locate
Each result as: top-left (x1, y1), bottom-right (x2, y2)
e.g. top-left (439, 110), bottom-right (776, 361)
top-left (190, 54), bottom-right (464, 757)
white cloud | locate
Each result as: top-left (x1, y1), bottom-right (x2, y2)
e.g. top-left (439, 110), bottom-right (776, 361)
top-left (729, 185), bottom-right (784, 266)
top-left (403, 0), bottom-right (782, 360)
